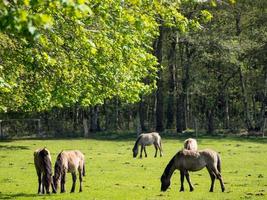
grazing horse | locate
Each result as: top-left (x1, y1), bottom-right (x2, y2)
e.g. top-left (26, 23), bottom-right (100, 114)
top-left (161, 149), bottom-right (225, 192)
top-left (132, 132), bottom-right (163, 158)
top-left (53, 150), bottom-right (85, 193)
top-left (34, 148), bottom-right (56, 194)
top-left (184, 138), bottom-right (198, 151)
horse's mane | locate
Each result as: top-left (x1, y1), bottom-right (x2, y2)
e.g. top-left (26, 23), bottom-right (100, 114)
top-left (162, 154), bottom-right (176, 178)
top-left (54, 151), bottom-right (64, 177)
top-left (133, 135), bottom-right (142, 150)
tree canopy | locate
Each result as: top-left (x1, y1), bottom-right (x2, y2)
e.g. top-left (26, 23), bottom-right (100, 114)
top-left (0, 0), bottom-right (215, 112)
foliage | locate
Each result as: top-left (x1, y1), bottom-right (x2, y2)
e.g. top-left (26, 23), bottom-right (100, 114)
top-left (1, 0), bottom-right (210, 112)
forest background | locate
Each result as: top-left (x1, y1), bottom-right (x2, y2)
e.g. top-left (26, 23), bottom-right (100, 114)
top-left (0, 0), bottom-right (266, 138)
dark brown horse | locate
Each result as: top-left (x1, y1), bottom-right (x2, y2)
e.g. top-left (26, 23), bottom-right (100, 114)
top-left (161, 149), bottom-right (225, 192)
top-left (34, 148), bottom-right (56, 194)
top-left (53, 150), bottom-right (85, 193)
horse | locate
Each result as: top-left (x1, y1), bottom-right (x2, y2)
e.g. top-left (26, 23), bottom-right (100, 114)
top-left (132, 132), bottom-right (163, 158)
top-left (34, 148), bottom-right (56, 194)
top-left (53, 150), bottom-right (85, 193)
top-left (184, 138), bottom-right (198, 151)
top-left (161, 149), bottom-right (225, 192)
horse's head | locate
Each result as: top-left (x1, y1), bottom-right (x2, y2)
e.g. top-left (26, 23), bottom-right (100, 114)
top-left (52, 175), bottom-right (60, 193)
top-left (132, 147), bottom-right (138, 158)
top-left (160, 174), bottom-right (170, 192)
top-left (53, 161), bottom-right (62, 192)
top-left (41, 173), bottom-right (53, 194)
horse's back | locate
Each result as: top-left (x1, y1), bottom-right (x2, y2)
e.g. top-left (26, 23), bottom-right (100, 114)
top-left (60, 150), bottom-right (84, 172)
top-left (34, 148), bottom-right (52, 172)
top-left (176, 149), bottom-right (211, 171)
top-left (139, 132), bottom-right (161, 145)
top-left (199, 149), bottom-right (218, 159)
top-left (199, 149), bottom-right (220, 167)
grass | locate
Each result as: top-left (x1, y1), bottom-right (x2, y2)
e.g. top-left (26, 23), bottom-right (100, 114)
top-left (0, 134), bottom-right (266, 200)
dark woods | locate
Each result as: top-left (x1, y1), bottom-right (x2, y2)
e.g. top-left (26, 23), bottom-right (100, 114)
top-left (1, 1), bottom-right (266, 138)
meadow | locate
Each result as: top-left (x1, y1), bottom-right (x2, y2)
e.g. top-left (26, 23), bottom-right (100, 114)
top-left (0, 134), bottom-right (266, 200)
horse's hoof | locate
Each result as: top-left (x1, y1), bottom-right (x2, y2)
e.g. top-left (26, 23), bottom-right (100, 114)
top-left (190, 188), bottom-right (194, 192)
top-left (179, 189), bottom-right (184, 192)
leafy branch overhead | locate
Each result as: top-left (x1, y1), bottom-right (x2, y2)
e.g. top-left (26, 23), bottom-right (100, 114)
top-left (0, 0), bottom-right (213, 112)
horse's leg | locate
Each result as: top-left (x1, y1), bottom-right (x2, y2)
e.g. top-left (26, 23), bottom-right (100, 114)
top-left (218, 175), bottom-right (225, 192)
top-left (140, 145), bottom-right (144, 158)
top-left (37, 172), bottom-right (42, 194)
top-left (154, 144), bottom-right (158, 157)
top-left (70, 172), bottom-right (77, 193)
top-left (159, 143), bottom-right (162, 157)
top-left (159, 140), bottom-right (163, 157)
top-left (210, 166), bottom-right (225, 192)
top-left (45, 176), bottom-right (50, 194)
top-left (61, 172), bottom-right (66, 193)
top-left (79, 169), bottom-right (83, 192)
top-left (51, 180), bottom-right (56, 193)
top-left (213, 169), bottom-right (225, 192)
top-left (179, 170), bottom-right (185, 192)
top-left (144, 146), bottom-right (147, 157)
top-left (184, 170), bottom-right (194, 191)
top-left (41, 175), bottom-right (45, 194)
top-left (207, 168), bottom-right (216, 192)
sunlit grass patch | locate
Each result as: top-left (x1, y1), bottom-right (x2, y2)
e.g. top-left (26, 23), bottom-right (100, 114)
top-left (0, 136), bottom-right (266, 199)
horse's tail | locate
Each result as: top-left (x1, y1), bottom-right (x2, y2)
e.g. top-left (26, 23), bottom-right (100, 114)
top-left (160, 138), bottom-right (163, 151)
top-left (217, 153), bottom-right (221, 173)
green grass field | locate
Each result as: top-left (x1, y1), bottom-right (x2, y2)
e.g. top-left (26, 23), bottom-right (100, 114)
top-left (0, 135), bottom-right (266, 200)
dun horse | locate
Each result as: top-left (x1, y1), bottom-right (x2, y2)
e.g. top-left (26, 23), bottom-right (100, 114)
top-left (132, 132), bottom-right (163, 158)
top-left (34, 148), bottom-right (56, 194)
top-left (184, 138), bottom-right (198, 151)
top-left (161, 149), bottom-right (225, 192)
top-left (53, 150), bottom-right (85, 193)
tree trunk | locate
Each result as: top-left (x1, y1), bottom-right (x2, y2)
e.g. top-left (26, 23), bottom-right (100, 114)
top-left (181, 42), bottom-right (191, 130)
top-left (225, 91), bottom-right (230, 129)
top-left (166, 36), bottom-right (177, 129)
top-left (0, 120), bottom-right (2, 139)
top-left (154, 26), bottom-right (164, 132)
top-left (139, 98), bottom-right (147, 132)
top-left (176, 96), bottom-right (184, 133)
top-left (90, 106), bottom-right (100, 132)
top-left (260, 69), bottom-right (267, 132)
top-left (239, 66), bottom-right (253, 130)
top-left (206, 109), bottom-right (214, 134)
top-left (83, 119), bottom-right (89, 137)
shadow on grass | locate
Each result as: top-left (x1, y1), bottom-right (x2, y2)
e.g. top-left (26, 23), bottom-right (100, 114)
top-left (0, 145), bottom-right (29, 150)
top-left (0, 193), bottom-right (39, 199)
top-left (88, 131), bottom-right (267, 144)
top-left (0, 131), bottom-right (267, 144)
